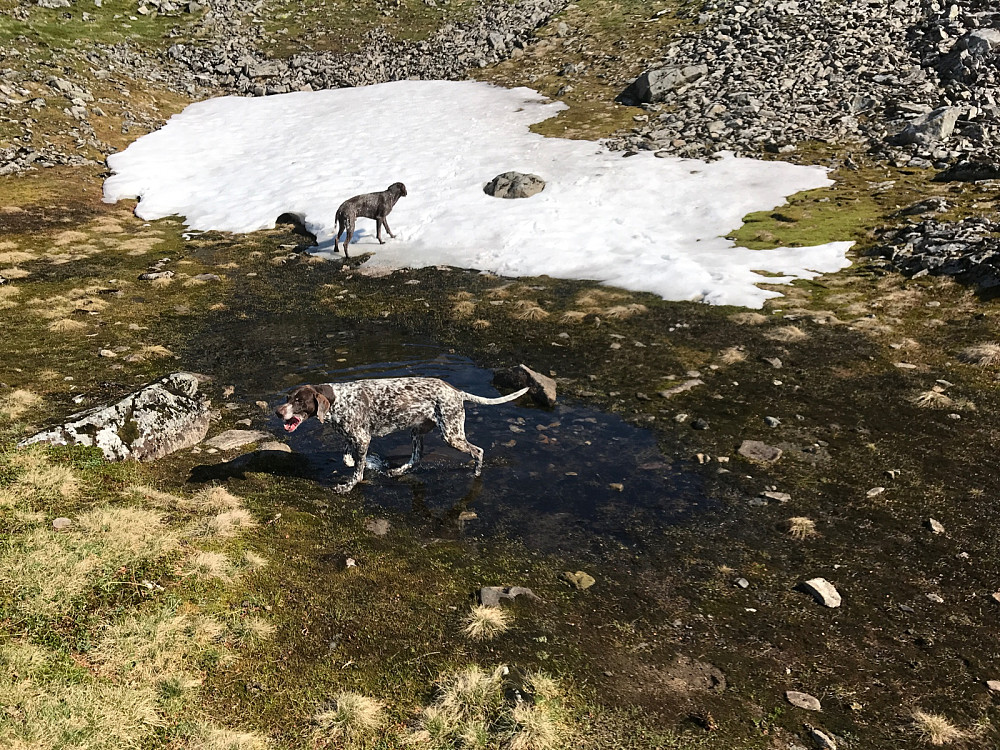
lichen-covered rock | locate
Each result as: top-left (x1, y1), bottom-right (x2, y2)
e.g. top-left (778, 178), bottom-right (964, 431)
top-left (19, 372), bottom-right (210, 461)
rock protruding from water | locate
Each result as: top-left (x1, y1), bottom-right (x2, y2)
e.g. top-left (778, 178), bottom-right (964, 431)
top-left (19, 372), bottom-right (210, 461)
top-left (492, 364), bottom-right (557, 407)
top-left (799, 578), bottom-right (842, 608)
top-left (483, 171), bottom-right (545, 199)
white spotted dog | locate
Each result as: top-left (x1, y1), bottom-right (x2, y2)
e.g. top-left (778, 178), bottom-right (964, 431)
top-left (275, 377), bottom-right (528, 493)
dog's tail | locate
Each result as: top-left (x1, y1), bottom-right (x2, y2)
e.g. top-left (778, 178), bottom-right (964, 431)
top-left (462, 387), bottom-right (529, 406)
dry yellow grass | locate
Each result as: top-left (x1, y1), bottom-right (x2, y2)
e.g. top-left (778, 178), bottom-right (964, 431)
top-left (0, 641), bottom-right (163, 750)
top-left (0, 250), bottom-right (35, 263)
top-left (28, 287), bottom-right (108, 319)
top-left (508, 702), bottom-right (563, 750)
top-left (314, 692), bottom-right (385, 744)
top-left (203, 509), bottom-right (258, 538)
top-left (912, 389), bottom-right (954, 409)
top-left (958, 342), bottom-right (1000, 367)
top-left (52, 230), bottom-right (90, 246)
top-left (452, 291), bottom-right (475, 301)
top-left (575, 288), bottom-right (625, 309)
top-left (787, 517), bottom-right (818, 540)
top-left (150, 275), bottom-right (174, 288)
top-left (0, 266), bottom-right (31, 279)
top-left (511, 300), bottom-right (549, 321)
top-left (764, 325), bottom-right (809, 342)
top-left (227, 615), bottom-right (277, 648)
top-left (185, 551), bottom-right (235, 581)
top-left (187, 724), bottom-right (273, 750)
top-left (3, 448), bottom-right (78, 503)
top-left (559, 310), bottom-right (587, 324)
top-left (192, 486), bottom-right (244, 512)
top-left (48, 318), bottom-right (89, 333)
top-left (452, 300), bottom-right (476, 318)
top-left (93, 607), bottom-right (231, 685)
top-left (604, 303), bottom-right (647, 319)
top-left (126, 345), bottom-right (174, 362)
top-left (118, 237), bottom-right (166, 253)
top-left (239, 551), bottom-right (269, 571)
top-left (912, 710), bottom-right (968, 745)
top-left (718, 346), bottom-right (747, 364)
top-left (0, 506), bottom-right (177, 617)
top-left (0, 388), bottom-right (41, 420)
top-left (471, 319), bottom-right (491, 330)
top-left (486, 284), bottom-right (514, 299)
top-left (461, 605), bottom-right (511, 642)
top-left (729, 311), bottom-right (768, 325)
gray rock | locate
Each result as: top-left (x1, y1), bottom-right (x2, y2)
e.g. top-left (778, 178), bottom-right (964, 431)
top-left (492, 363), bottom-right (556, 407)
top-left (658, 378), bottom-right (703, 398)
top-left (257, 441), bottom-right (292, 453)
top-left (798, 578), bottom-right (842, 608)
top-left (927, 518), bottom-right (945, 534)
top-left (52, 517), bottom-right (72, 530)
top-left (786, 690), bottom-right (822, 711)
top-left (20, 372), bottom-right (211, 461)
top-left (889, 107), bottom-right (962, 146)
top-left (738, 440), bottom-right (782, 464)
top-left (617, 64), bottom-right (708, 105)
top-left (478, 585), bottom-right (541, 606)
top-left (805, 724), bottom-right (837, 750)
top-left (987, 680), bottom-right (1000, 692)
top-left (204, 429), bottom-right (269, 450)
top-left (138, 270), bottom-right (175, 281)
top-left (483, 171), bottom-right (545, 199)
top-left (560, 570), bottom-right (595, 590)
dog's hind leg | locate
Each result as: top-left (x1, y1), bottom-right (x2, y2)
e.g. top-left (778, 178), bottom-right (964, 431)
top-left (437, 404), bottom-right (485, 475)
top-left (334, 218), bottom-right (342, 253)
top-left (343, 218), bottom-right (354, 257)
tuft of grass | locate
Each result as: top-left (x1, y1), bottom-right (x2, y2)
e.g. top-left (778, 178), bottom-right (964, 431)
top-left (958, 342), bottom-right (1000, 367)
top-left (461, 605), bottom-right (511, 642)
top-left (559, 310), bottom-right (587, 324)
top-left (604, 303), bottom-right (647, 319)
top-left (191, 486), bottom-right (244, 513)
top-left (48, 318), bottom-right (89, 333)
top-left (718, 346), bottom-right (747, 364)
top-left (185, 551), bottom-right (235, 581)
top-left (787, 517), bottom-right (818, 540)
top-left (912, 710), bottom-right (968, 745)
top-left (511, 301), bottom-right (549, 321)
top-left (452, 300), bottom-right (477, 318)
top-left (227, 615), bottom-right (277, 648)
top-left (912, 388), bottom-right (954, 408)
top-left (314, 692), bottom-right (385, 744)
top-left (764, 325), bottom-right (809, 342)
top-left (729, 311), bottom-right (769, 325)
top-left (408, 666), bottom-right (569, 749)
top-left (202, 509), bottom-right (258, 538)
top-left (127, 344), bottom-right (174, 362)
top-left (238, 551), bottom-right (269, 571)
top-left (471, 319), bottom-right (492, 329)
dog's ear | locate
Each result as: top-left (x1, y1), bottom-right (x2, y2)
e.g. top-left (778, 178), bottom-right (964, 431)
top-left (315, 385), bottom-right (335, 423)
top-left (316, 392), bottom-right (331, 423)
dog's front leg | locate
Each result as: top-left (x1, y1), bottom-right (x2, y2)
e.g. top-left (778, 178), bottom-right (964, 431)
top-left (381, 217), bottom-right (395, 239)
top-left (333, 433), bottom-right (371, 493)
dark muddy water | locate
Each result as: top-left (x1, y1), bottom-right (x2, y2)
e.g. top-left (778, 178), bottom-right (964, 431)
top-left (263, 339), bottom-right (706, 554)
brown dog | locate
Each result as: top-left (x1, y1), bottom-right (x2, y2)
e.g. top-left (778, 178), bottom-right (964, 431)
top-left (333, 182), bottom-right (407, 257)
top-left (275, 377), bottom-right (527, 493)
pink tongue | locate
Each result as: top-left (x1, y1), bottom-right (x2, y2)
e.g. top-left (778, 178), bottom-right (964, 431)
top-left (284, 421), bottom-right (298, 432)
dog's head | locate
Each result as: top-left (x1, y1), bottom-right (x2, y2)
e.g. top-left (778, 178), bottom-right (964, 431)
top-left (275, 384), bottom-right (333, 432)
top-left (388, 182), bottom-right (408, 199)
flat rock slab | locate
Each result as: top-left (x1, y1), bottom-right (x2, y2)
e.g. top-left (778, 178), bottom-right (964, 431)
top-left (799, 577), bottom-right (842, 608)
top-left (478, 585), bottom-right (542, 607)
top-left (786, 690), bottom-right (822, 711)
top-left (739, 439), bottom-right (783, 463)
top-left (204, 429), bottom-right (269, 450)
top-left (20, 372), bottom-right (210, 462)
top-left (658, 378), bottom-right (704, 398)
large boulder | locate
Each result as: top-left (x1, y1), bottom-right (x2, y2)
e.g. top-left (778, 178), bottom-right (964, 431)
top-left (483, 171), bottom-right (545, 199)
top-left (19, 372), bottom-right (211, 461)
top-left (492, 364), bottom-right (557, 407)
top-left (616, 64), bottom-right (708, 106)
top-left (888, 106), bottom-right (962, 146)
